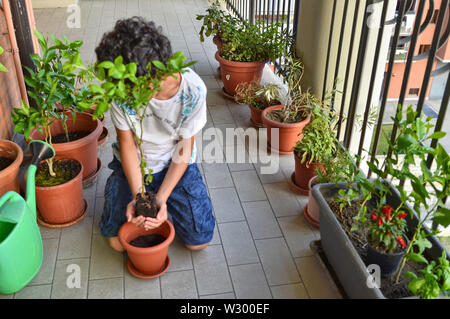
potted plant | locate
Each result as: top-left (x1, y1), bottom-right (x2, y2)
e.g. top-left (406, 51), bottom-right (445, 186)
top-left (215, 19), bottom-right (292, 97)
top-left (80, 51), bottom-right (195, 277)
top-left (312, 105), bottom-right (450, 299)
top-left (196, 1), bottom-right (230, 51)
top-left (19, 31), bottom-right (102, 186)
top-left (234, 81), bottom-right (281, 127)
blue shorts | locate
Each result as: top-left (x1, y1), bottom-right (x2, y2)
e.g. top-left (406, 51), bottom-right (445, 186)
top-left (99, 157), bottom-right (215, 246)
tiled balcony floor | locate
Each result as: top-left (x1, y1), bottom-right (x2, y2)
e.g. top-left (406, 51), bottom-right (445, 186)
top-left (0, 0), bottom-right (341, 299)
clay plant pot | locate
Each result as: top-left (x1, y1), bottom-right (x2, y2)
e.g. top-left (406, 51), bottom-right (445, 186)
top-left (304, 176), bottom-right (320, 228)
top-left (213, 35), bottom-right (223, 52)
top-left (292, 152), bottom-right (324, 196)
top-left (215, 51), bottom-right (267, 97)
top-left (248, 104), bottom-right (265, 128)
top-left (29, 112), bottom-right (102, 181)
top-left (0, 140), bottom-right (23, 197)
top-left (97, 126), bottom-right (109, 147)
top-left (262, 105), bottom-right (311, 154)
top-left (119, 220), bottom-right (175, 279)
top-left (35, 158), bottom-right (87, 227)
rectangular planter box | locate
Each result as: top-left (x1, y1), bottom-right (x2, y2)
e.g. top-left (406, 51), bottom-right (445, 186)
top-left (312, 182), bottom-right (450, 299)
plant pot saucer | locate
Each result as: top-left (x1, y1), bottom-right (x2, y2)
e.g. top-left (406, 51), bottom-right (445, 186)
top-left (288, 172), bottom-right (309, 196)
top-left (37, 199), bottom-right (88, 228)
top-left (97, 126), bottom-right (109, 146)
top-left (303, 205), bottom-right (319, 228)
top-left (267, 143), bottom-right (294, 156)
top-left (250, 118), bottom-right (264, 128)
top-left (221, 87), bottom-right (235, 100)
top-left (126, 256), bottom-right (171, 279)
top-left (82, 158), bottom-right (102, 189)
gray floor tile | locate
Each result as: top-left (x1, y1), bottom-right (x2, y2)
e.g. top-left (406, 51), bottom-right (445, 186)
top-left (29, 238), bottom-right (58, 285)
top-left (255, 237), bottom-right (301, 286)
top-left (0, 293), bottom-right (13, 299)
top-left (192, 245), bottom-right (233, 295)
top-left (160, 270), bottom-right (198, 299)
top-left (231, 170), bottom-right (267, 202)
top-left (270, 283), bottom-right (310, 299)
top-left (200, 292), bottom-right (235, 299)
top-left (14, 284), bottom-right (52, 299)
top-left (93, 196), bottom-right (105, 235)
top-left (167, 236), bottom-right (193, 273)
top-left (58, 217), bottom-right (93, 260)
top-left (263, 182), bottom-right (302, 217)
top-left (229, 263), bottom-right (272, 299)
top-left (203, 163), bottom-right (233, 188)
top-left (218, 221), bottom-right (259, 266)
top-left (210, 188), bottom-right (245, 223)
top-left (83, 185), bottom-right (97, 218)
top-left (51, 258), bottom-right (89, 299)
top-left (210, 223), bottom-right (221, 245)
top-left (124, 272), bottom-right (161, 299)
top-left (255, 163), bottom-right (288, 184)
top-left (295, 256), bottom-right (342, 299)
top-left (39, 225), bottom-right (61, 239)
top-left (242, 201), bottom-right (282, 240)
top-left (277, 215), bottom-right (317, 258)
top-left (90, 235), bottom-right (124, 280)
top-left (88, 278), bottom-right (124, 299)
top-left (209, 105), bottom-right (235, 124)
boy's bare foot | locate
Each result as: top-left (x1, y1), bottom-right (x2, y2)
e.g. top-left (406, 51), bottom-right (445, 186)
top-left (185, 242), bottom-right (210, 251)
top-left (108, 236), bottom-right (125, 252)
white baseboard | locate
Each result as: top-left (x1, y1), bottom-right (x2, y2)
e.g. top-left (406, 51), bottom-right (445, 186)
top-left (32, 0), bottom-right (76, 9)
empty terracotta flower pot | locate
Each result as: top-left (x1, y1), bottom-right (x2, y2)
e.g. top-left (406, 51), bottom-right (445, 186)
top-left (304, 176), bottom-right (320, 228)
top-left (292, 152), bottom-right (324, 196)
top-left (215, 52), bottom-right (267, 96)
top-left (35, 158), bottom-right (87, 227)
top-left (249, 104), bottom-right (265, 128)
top-left (0, 140), bottom-right (23, 197)
top-left (29, 112), bottom-right (102, 180)
top-left (119, 220), bottom-right (175, 278)
top-left (262, 105), bottom-right (311, 154)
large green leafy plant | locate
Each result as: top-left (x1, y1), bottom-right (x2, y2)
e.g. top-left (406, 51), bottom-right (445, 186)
top-left (78, 52), bottom-right (196, 196)
top-left (11, 30), bottom-right (85, 176)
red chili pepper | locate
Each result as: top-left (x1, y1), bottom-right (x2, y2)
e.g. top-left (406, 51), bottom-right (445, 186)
top-left (386, 232), bottom-right (391, 236)
top-left (378, 217), bottom-right (383, 226)
top-left (398, 212), bottom-right (407, 219)
top-left (371, 213), bottom-right (378, 222)
top-left (397, 236), bottom-right (406, 248)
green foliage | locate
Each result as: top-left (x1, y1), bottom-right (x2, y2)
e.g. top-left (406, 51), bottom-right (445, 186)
top-left (406, 250), bottom-right (450, 299)
top-left (0, 46), bottom-right (8, 72)
top-left (196, 1), bottom-right (230, 42)
top-left (11, 30), bottom-right (85, 142)
top-left (315, 147), bottom-right (358, 185)
top-left (78, 51), bottom-right (196, 194)
top-left (234, 82), bottom-right (281, 110)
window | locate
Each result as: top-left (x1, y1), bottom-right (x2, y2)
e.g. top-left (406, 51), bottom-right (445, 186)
top-left (431, 10), bottom-right (439, 24)
top-left (409, 88), bottom-right (420, 96)
top-left (419, 44), bottom-right (431, 54)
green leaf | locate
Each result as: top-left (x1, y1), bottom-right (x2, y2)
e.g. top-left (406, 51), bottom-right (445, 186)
top-left (406, 253), bottom-right (429, 264)
top-left (152, 60), bottom-right (166, 70)
top-left (408, 277), bottom-right (426, 295)
top-left (433, 207), bottom-right (450, 228)
top-left (89, 84), bottom-right (105, 94)
top-left (427, 131), bottom-right (446, 140)
top-left (416, 118), bottom-right (425, 140)
top-left (97, 61), bottom-right (115, 69)
top-left (0, 63), bottom-right (8, 72)
top-left (414, 237), bottom-right (432, 254)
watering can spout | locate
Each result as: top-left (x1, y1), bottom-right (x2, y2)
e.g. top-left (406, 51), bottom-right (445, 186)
top-left (26, 141), bottom-right (55, 217)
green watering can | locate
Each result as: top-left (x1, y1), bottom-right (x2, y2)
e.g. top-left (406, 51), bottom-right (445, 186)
top-left (0, 140), bottom-right (55, 294)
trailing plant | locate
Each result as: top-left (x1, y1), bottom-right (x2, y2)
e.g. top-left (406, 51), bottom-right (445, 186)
top-left (196, 1), bottom-right (230, 42)
top-left (0, 46), bottom-right (8, 72)
top-left (11, 30), bottom-right (85, 176)
top-left (77, 52), bottom-right (196, 196)
top-left (234, 81), bottom-right (281, 110)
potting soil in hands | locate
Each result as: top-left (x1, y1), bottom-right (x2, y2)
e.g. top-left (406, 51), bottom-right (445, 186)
top-left (36, 159), bottom-right (81, 187)
top-left (135, 192), bottom-right (158, 218)
top-left (52, 131), bottom-right (90, 144)
top-left (0, 157), bottom-right (14, 171)
top-left (130, 234), bottom-right (166, 248)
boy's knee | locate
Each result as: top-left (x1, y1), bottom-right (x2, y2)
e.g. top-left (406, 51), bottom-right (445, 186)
top-left (185, 242), bottom-right (211, 251)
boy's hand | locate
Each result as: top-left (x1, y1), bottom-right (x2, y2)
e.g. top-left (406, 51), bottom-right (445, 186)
top-left (143, 196), bottom-right (168, 231)
top-left (126, 199), bottom-right (146, 227)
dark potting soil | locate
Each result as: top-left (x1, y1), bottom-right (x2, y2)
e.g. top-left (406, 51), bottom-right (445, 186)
top-left (267, 109), bottom-right (307, 123)
top-left (0, 157), bottom-right (14, 171)
top-left (36, 159), bottom-right (81, 187)
top-left (327, 199), bottom-right (424, 299)
top-left (52, 131), bottom-right (90, 144)
top-left (130, 234), bottom-right (166, 248)
top-left (135, 192), bottom-right (158, 218)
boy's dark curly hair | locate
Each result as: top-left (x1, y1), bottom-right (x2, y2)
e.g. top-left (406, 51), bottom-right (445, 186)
top-left (95, 16), bottom-right (172, 76)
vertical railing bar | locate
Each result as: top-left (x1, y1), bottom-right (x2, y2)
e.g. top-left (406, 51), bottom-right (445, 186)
top-left (276, 0), bottom-right (280, 24)
top-left (322, 0), bottom-right (338, 101)
top-left (336, 0), bottom-right (361, 140)
top-left (368, 0), bottom-right (408, 174)
top-left (331, 0), bottom-right (349, 131)
top-left (416, 0), bottom-right (448, 116)
top-left (344, 0), bottom-right (372, 149)
top-left (357, 0), bottom-right (389, 159)
top-left (271, 0), bottom-right (275, 25)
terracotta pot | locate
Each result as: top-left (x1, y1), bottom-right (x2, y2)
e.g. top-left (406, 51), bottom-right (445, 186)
top-left (215, 51), bottom-right (267, 96)
top-left (293, 151), bottom-right (324, 195)
top-left (29, 112), bottom-right (102, 180)
top-left (98, 126), bottom-right (109, 146)
top-left (0, 140), bottom-right (23, 197)
top-left (119, 220), bottom-right (175, 278)
top-left (35, 158), bottom-right (86, 227)
top-left (262, 105), bottom-right (311, 154)
top-left (213, 35), bottom-right (223, 52)
top-left (304, 176), bottom-right (320, 228)
top-left (248, 104), bottom-right (265, 127)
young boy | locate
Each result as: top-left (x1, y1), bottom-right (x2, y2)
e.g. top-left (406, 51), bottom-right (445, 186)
top-left (96, 17), bottom-right (215, 252)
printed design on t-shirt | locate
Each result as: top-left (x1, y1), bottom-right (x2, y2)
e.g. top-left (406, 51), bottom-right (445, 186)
top-left (118, 102), bottom-right (137, 116)
top-left (178, 85), bottom-right (206, 118)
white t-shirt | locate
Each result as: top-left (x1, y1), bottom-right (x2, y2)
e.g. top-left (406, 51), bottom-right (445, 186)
top-left (110, 68), bottom-right (207, 174)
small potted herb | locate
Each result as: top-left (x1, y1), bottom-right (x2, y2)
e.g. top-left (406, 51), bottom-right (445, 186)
top-left (234, 81), bottom-right (281, 127)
